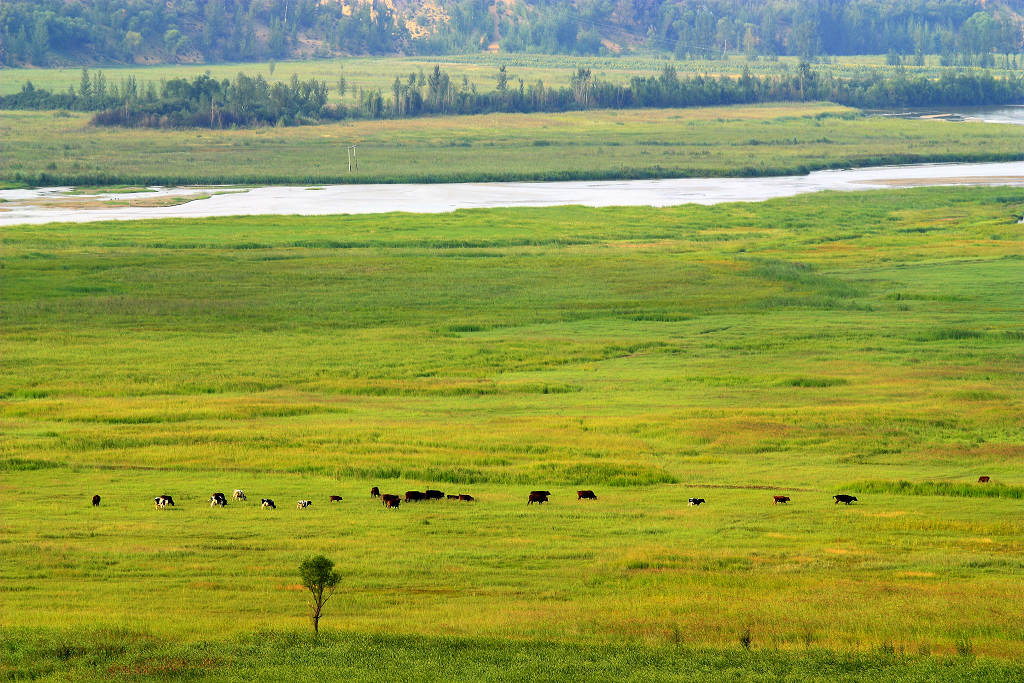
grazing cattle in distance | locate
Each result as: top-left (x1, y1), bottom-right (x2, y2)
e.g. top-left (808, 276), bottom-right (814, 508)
top-left (688, 498), bottom-right (705, 506)
top-left (233, 489), bottom-right (246, 501)
top-left (458, 494), bottom-right (475, 502)
top-left (833, 494), bottom-right (857, 505)
top-left (425, 489), bottom-right (444, 500)
top-left (773, 495), bottom-right (791, 505)
top-left (978, 476), bottom-right (991, 483)
top-left (261, 498), bottom-right (276, 509)
top-left (92, 494), bottom-right (101, 507)
top-left (297, 500), bottom-right (313, 509)
top-left (531, 490), bottom-right (551, 498)
top-left (154, 495), bottom-right (175, 508)
top-left (577, 490), bottom-right (597, 501)
top-left (210, 494), bottom-right (228, 507)
top-left (382, 494), bottom-right (401, 509)
top-left (329, 495), bottom-right (343, 502)
top-left (447, 494), bottom-right (459, 500)
top-left (528, 492), bottom-right (548, 505)
top-left (405, 491), bottom-right (426, 503)
top-left (370, 486), bottom-right (380, 498)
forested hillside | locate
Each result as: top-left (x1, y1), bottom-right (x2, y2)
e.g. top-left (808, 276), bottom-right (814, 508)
top-left (2, 0), bottom-right (1023, 67)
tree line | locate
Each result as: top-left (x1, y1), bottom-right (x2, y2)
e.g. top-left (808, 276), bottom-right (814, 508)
top-left (2, 0), bottom-right (1023, 66)
top-left (2, 64), bottom-right (1021, 129)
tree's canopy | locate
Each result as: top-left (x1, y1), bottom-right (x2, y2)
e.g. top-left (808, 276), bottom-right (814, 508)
top-left (2, 0), bottom-right (1023, 66)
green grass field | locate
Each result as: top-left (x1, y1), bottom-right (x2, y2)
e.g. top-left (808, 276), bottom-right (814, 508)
top-left (1, 53), bottom-right (1018, 99)
top-left (4, 103), bottom-right (1024, 186)
top-left (2, 186), bottom-right (1023, 679)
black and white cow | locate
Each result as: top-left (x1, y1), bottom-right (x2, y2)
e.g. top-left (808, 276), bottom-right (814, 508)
top-left (210, 493), bottom-right (228, 507)
top-left (261, 498), bottom-right (276, 509)
top-left (233, 489), bottom-right (247, 501)
top-left (154, 495), bottom-right (175, 508)
top-left (296, 500), bottom-right (312, 509)
top-left (688, 498), bottom-right (705, 506)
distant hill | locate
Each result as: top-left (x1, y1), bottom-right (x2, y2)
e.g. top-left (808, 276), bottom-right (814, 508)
top-left (2, 0), bottom-right (1023, 67)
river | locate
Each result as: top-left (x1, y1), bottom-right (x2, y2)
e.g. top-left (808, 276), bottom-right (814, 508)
top-left (4, 160), bottom-right (1024, 226)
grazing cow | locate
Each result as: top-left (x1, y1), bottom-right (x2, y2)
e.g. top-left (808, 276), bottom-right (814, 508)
top-left (577, 490), bottom-right (597, 501)
top-left (773, 495), bottom-right (791, 505)
top-left (688, 498), bottom-right (705, 506)
top-left (297, 500), bottom-right (312, 509)
top-left (531, 490), bottom-right (551, 498)
top-left (458, 494), bottom-right (475, 502)
top-left (261, 498), bottom-right (276, 509)
top-left (447, 494), bottom-right (459, 500)
top-left (329, 495), bottom-right (343, 502)
top-left (405, 490), bottom-right (426, 503)
top-left (425, 489), bottom-right (444, 500)
top-left (978, 476), bottom-right (991, 483)
top-left (370, 486), bottom-right (380, 498)
top-left (233, 489), bottom-right (246, 501)
top-left (92, 494), bottom-right (101, 507)
top-left (154, 495), bottom-right (175, 508)
top-left (833, 494), bottom-right (857, 505)
top-left (210, 494), bottom-right (228, 507)
top-left (382, 494), bottom-right (401, 509)
top-left (528, 492), bottom-right (548, 505)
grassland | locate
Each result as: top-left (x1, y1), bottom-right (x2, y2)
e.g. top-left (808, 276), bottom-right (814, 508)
top-left (2, 53), bottom-right (1020, 99)
top-left (4, 103), bottom-right (1024, 187)
top-left (1, 186), bottom-right (1022, 679)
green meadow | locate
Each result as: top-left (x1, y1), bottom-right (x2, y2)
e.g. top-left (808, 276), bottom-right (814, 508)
top-left (1, 53), bottom-right (1018, 98)
top-left (1, 186), bottom-right (1022, 679)
top-left (4, 103), bottom-right (1024, 186)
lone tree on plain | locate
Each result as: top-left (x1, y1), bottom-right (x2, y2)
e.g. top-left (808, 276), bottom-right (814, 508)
top-left (298, 555), bottom-right (341, 634)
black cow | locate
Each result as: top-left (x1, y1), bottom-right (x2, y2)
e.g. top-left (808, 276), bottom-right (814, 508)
top-left (978, 476), bottom-right (991, 483)
top-left (688, 498), bottom-right (705, 506)
top-left (458, 494), bottom-right (475, 502)
top-left (833, 494), bottom-right (858, 505)
top-left (261, 498), bottom-right (276, 509)
top-left (577, 490), bottom-right (597, 500)
top-left (425, 489), bottom-right (444, 500)
top-left (382, 494), bottom-right (401, 509)
top-left (329, 495), bottom-right (343, 502)
top-left (773, 495), bottom-right (791, 505)
top-left (91, 494), bottom-right (101, 507)
top-left (370, 486), bottom-right (381, 497)
top-left (447, 494), bottom-right (460, 500)
top-left (528, 492), bottom-right (548, 505)
top-left (405, 491), bottom-right (426, 503)
top-left (531, 490), bottom-right (551, 498)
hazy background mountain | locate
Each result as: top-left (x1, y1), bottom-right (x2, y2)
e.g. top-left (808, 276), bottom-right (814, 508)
top-left (2, 0), bottom-right (1023, 67)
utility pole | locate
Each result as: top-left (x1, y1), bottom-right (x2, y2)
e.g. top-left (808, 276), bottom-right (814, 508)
top-left (347, 145), bottom-right (358, 172)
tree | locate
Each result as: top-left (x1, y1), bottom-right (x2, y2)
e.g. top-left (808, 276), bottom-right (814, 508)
top-left (298, 555), bottom-right (340, 635)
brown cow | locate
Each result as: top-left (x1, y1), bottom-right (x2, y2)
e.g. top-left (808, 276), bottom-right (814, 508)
top-left (773, 495), bottom-right (791, 505)
top-left (329, 495), bottom-right (343, 502)
top-left (405, 491), bottom-right (426, 503)
top-left (370, 486), bottom-right (380, 497)
top-left (382, 494), bottom-right (401, 509)
top-left (530, 490), bottom-right (551, 498)
top-left (978, 476), bottom-right (991, 483)
top-left (458, 494), bottom-right (475, 502)
top-left (447, 494), bottom-right (459, 500)
top-left (528, 492), bottom-right (548, 505)
top-left (92, 494), bottom-right (101, 507)
top-left (577, 490), bottom-right (597, 501)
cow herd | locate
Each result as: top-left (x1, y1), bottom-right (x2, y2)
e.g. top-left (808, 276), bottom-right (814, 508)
top-left (80, 483), bottom-right (941, 511)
